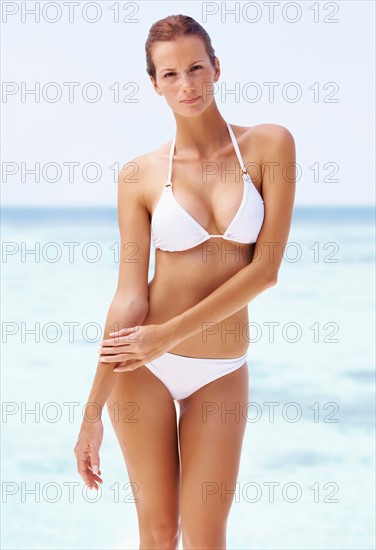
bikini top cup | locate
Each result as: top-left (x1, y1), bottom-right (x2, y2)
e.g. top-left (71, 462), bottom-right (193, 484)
top-left (151, 121), bottom-right (265, 252)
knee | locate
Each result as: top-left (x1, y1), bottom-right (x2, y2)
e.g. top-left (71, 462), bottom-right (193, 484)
top-left (141, 520), bottom-right (180, 548)
top-left (182, 524), bottom-right (225, 549)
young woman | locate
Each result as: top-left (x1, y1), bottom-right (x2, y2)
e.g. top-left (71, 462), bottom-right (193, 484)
top-left (74, 14), bottom-right (296, 549)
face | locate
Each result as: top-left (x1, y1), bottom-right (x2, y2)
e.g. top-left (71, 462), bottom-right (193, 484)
top-left (149, 35), bottom-right (220, 116)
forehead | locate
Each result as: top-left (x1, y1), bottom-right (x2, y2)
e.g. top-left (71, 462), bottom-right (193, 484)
top-left (152, 35), bottom-right (207, 69)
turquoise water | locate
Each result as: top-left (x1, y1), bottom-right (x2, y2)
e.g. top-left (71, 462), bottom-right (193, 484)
top-left (1, 207), bottom-right (375, 549)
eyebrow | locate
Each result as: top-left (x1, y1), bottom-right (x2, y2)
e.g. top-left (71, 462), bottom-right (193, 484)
top-left (159, 60), bottom-right (206, 74)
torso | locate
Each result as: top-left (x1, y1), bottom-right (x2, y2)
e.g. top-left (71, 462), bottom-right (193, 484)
top-left (140, 124), bottom-right (268, 358)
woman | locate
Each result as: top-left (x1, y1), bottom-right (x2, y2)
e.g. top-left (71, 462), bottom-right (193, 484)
top-left (74, 14), bottom-right (296, 549)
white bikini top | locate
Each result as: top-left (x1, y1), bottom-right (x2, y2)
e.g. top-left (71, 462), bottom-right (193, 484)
top-left (151, 121), bottom-right (264, 252)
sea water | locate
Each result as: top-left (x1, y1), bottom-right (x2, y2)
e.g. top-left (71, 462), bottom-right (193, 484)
top-left (1, 206), bottom-right (374, 549)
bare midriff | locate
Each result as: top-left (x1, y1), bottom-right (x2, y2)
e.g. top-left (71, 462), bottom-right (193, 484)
top-left (142, 240), bottom-right (256, 358)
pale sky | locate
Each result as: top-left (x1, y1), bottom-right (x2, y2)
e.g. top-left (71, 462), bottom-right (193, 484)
top-left (1, 0), bottom-right (375, 207)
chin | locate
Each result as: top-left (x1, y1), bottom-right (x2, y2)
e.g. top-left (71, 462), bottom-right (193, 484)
top-left (173, 100), bottom-right (213, 118)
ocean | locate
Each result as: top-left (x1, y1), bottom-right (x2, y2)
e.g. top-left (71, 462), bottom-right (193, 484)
top-left (1, 206), bottom-right (375, 549)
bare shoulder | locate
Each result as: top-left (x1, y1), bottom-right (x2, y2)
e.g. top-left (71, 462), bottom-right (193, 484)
top-left (236, 123), bottom-right (295, 151)
top-left (119, 148), bottom-right (162, 186)
top-left (119, 140), bottom-right (172, 210)
top-left (253, 124), bottom-right (295, 157)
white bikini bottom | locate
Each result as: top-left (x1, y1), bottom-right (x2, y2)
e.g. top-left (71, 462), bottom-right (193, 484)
top-left (144, 350), bottom-right (248, 400)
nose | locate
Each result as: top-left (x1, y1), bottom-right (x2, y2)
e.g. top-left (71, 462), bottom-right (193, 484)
top-left (180, 71), bottom-right (196, 93)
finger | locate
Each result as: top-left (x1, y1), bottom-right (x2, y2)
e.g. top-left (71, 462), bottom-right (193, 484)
top-left (90, 448), bottom-right (100, 477)
top-left (86, 456), bottom-right (103, 489)
top-left (92, 473), bottom-right (103, 482)
top-left (99, 352), bottom-right (131, 364)
top-left (77, 450), bottom-right (97, 489)
top-left (102, 327), bottom-right (138, 343)
top-left (88, 469), bottom-right (103, 484)
top-left (99, 353), bottom-right (134, 363)
top-left (109, 326), bottom-right (138, 337)
top-left (99, 346), bottom-right (131, 355)
top-left (90, 470), bottom-right (103, 485)
top-left (101, 332), bottom-right (138, 347)
top-left (101, 338), bottom-right (133, 349)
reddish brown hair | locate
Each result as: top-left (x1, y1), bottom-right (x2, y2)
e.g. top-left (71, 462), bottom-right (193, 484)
top-left (145, 14), bottom-right (216, 80)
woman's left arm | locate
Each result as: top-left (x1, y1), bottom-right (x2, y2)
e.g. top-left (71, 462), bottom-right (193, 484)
top-left (166, 125), bottom-right (296, 345)
top-left (100, 125), bottom-right (296, 368)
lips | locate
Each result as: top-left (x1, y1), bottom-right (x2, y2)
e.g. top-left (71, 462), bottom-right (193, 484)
top-left (181, 96), bottom-right (200, 104)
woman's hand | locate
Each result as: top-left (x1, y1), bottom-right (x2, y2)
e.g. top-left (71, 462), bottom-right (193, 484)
top-left (98, 323), bottom-right (178, 372)
top-left (74, 416), bottom-right (104, 491)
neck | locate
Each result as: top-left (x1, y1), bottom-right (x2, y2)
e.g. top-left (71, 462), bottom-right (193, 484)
top-left (172, 101), bottom-right (231, 159)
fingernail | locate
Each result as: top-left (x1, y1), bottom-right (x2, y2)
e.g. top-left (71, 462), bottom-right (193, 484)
top-left (93, 465), bottom-right (99, 474)
top-left (109, 332), bottom-right (115, 336)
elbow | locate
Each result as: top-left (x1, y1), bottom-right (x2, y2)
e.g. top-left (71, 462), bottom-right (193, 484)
top-left (264, 271), bottom-right (278, 288)
top-left (128, 297), bottom-right (150, 316)
top-left (113, 293), bottom-right (149, 313)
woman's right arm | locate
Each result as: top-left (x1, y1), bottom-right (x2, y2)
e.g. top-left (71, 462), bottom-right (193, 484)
top-left (85, 297), bottom-right (149, 413)
top-left (74, 157), bottom-right (151, 489)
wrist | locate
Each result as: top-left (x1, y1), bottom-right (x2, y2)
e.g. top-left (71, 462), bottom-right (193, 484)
top-left (163, 313), bottom-right (186, 347)
top-left (83, 400), bottom-right (103, 422)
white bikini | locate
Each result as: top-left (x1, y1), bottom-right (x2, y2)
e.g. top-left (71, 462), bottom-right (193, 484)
top-left (144, 122), bottom-right (265, 400)
top-left (151, 121), bottom-right (265, 252)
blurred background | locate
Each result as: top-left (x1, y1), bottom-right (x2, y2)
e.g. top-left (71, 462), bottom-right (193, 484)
top-left (1, 1), bottom-right (375, 548)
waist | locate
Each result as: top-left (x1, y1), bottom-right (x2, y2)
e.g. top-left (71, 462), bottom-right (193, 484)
top-left (144, 293), bottom-right (250, 359)
top-left (165, 350), bottom-right (248, 361)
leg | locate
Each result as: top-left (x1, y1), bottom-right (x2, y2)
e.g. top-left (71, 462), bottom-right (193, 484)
top-left (178, 361), bottom-right (249, 549)
top-left (106, 365), bottom-right (181, 549)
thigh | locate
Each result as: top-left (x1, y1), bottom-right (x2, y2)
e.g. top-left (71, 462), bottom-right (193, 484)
top-left (178, 361), bottom-right (249, 537)
top-left (106, 366), bottom-right (181, 529)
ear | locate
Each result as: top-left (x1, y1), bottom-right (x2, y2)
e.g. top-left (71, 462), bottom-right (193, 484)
top-left (213, 56), bottom-right (221, 83)
top-left (149, 75), bottom-right (163, 96)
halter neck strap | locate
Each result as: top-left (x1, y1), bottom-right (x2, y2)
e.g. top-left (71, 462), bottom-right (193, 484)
top-left (166, 121), bottom-right (247, 185)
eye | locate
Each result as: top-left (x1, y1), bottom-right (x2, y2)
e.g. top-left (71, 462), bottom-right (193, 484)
top-left (164, 72), bottom-right (175, 78)
top-left (191, 65), bottom-right (203, 71)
